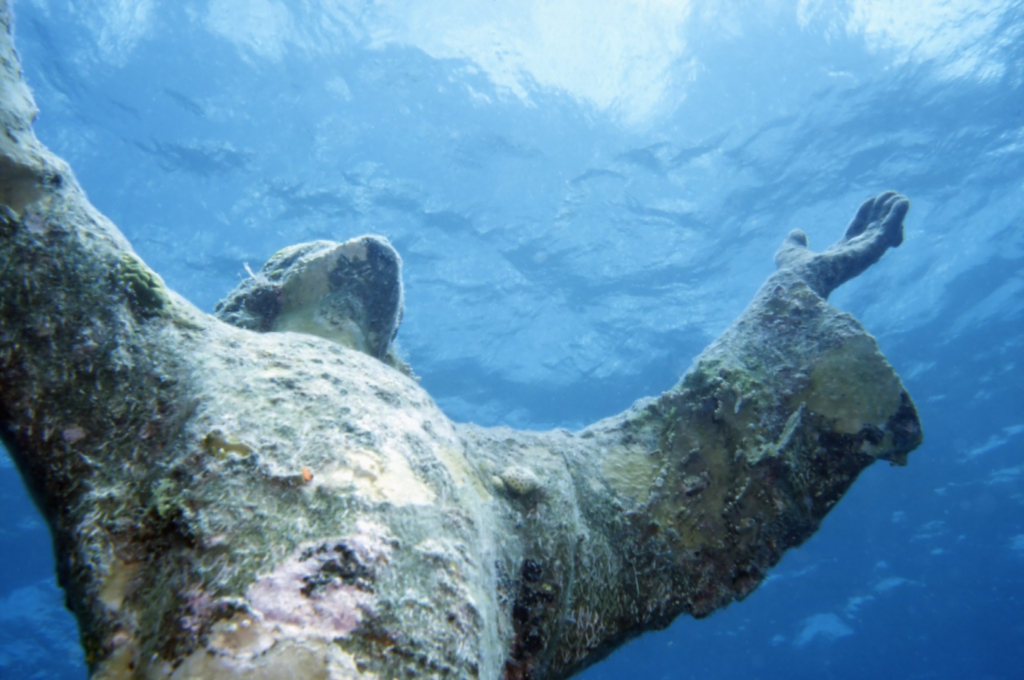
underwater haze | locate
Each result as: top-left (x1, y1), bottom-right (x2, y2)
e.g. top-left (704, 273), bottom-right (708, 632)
top-left (2, 0), bottom-right (1023, 678)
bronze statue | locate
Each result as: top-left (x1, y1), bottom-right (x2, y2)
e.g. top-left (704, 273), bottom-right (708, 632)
top-left (0, 5), bottom-right (920, 678)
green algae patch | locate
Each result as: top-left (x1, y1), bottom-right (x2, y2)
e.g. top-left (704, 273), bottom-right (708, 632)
top-left (202, 430), bottom-right (254, 458)
top-left (117, 252), bottom-right (171, 318)
top-left (803, 335), bottom-right (902, 435)
top-left (601, 443), bottom-right (664, 505)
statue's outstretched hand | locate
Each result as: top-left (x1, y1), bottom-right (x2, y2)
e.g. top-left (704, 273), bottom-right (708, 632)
top-left (774, 191), bottom-right (910, 299)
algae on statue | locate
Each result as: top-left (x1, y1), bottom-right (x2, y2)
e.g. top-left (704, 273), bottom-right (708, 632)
top-left (0, 4), bottom-right (920, 679)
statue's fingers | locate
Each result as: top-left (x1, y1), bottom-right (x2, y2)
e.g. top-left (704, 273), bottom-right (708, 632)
top-left (874, 190), bottom-right (899, 206)
top-left (875, 191), bottom-right (902, 219)
top-left (844, 195), bottom-right (877, 240)
top-left (865, 191), bottom-right (901, 224)
top-left (845, 191), bottom-right (902, 241)
top-left (881, 196), bottom-right (910, 247)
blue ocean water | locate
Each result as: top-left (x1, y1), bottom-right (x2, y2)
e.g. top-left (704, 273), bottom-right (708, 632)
top-left (1, 0), bottom-right (1022, 678)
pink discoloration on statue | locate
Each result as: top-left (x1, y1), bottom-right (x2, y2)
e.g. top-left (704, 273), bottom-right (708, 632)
top-left (247, 521), bottom-right (394, 641)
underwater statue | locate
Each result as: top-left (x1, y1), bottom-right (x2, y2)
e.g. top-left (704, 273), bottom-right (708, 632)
top-left (0, 5), bottom-right (921, 680)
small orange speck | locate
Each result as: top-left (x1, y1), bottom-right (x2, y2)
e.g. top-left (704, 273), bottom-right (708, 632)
top-left (301, 466), bottom-right (313, 483)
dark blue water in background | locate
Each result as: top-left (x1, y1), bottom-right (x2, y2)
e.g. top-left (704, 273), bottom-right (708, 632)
top-left (2, 1), bottom-right (1023, 678)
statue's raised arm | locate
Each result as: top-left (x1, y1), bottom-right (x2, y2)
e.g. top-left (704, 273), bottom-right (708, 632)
top-left (774, 190), bottom-right (910, 299)
top-left (0, 6), bottom-right (921, 680)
